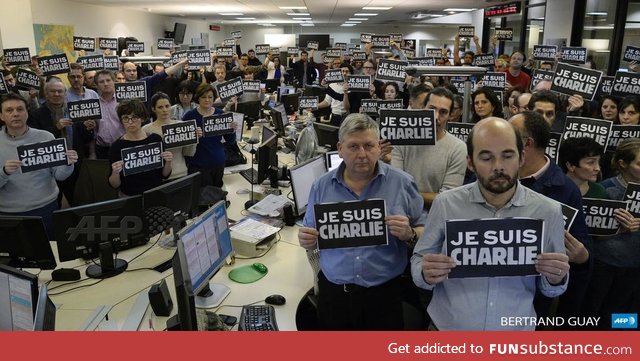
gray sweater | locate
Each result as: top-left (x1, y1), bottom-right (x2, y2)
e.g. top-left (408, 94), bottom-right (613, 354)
top-left (0, 126), bottom-right (73, 212)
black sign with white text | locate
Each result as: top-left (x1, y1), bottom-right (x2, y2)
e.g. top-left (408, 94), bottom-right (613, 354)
top-left (325, 48), bottom-right (342, 59)
top-left (347, 75), bottom-right (371, 92)
top-left (324, 69), bottom-right (344, 83)
top-left (187, 50), bottom-right (211, 67)
top-left (215, 77), bottom-right (244, 102)
top-left (495, 28), bottom-right (513, 41)
top-left (161, 120), bottom-right (198, 149)
top-left (17, 138), bottom-right (68, 173)
top-left (607, 125), bottom-right (640, 152)
top-left (390, 33), bottom-right (403, 43)
top-left (127, 42), bottom-right (145, 53)
top-left (458, 26), bottom-right (475, 38)
top-left (530, 70), bottom-right (555, 92)
top-left (582, 198), bottom-right (626, 236)
top-left (3, 47), bottom-right (31, 65)
top-left (361, 99), bottom-right (378, 116)
top-left (360, 33), bottom-right (373, 43)
top-left (551, 62), bottom-right (602, 101)
top-left (561, 204), bottom-right (578, 231)
top-left (560, 47), bottom-right (587, 64)
top-left (222, 38), bottom-right (235, 47)
top-left (447, 122), bottom-right (474, 143)
top-left (98, 37), bottom-right (118, 50)
top-left (104, 55), bottom-right (119, 70)
top-left (334, 42), bottom-right (347, 51)
top-left (37, 54), bottom-right (70, 76)
top-left (371, 35), bottom-right (390, 48)
top-left (0, 73), bottom-right (7, 95)
top-left (622, 45), bottom-right (640, 63)
top-left (299, 96), bottom-right (318, 110)
top-left (481, 72), bottom-right (506, 92)
top-left (242, 80), bottom-right (260, 93)
top-left (315, 199), bottom-right (388, 250)
top-left (562, 116), bottom-right (612, 148)
top-left (376, 59), bottom-right (408, 82)
top-left (306, 41), bottom-right (318, 50)
top-left (379, 109), bottom-right (436, 146)
top-left (231, 31), bottom-right (242, 39)
top-left (611, 71), bottom-right (640, 98)
top-left (445, 218), bottom-right (544, 278)
top-left (172, 51), bottom-right (187, 66)
top-left (73, 36), bottom-right (96, 51)
top-left (408, 58), bottom-right (436, 67)
top-left (216, 47), bottom-right (234, 58)
top-left (352, 51), bottom-right (366, 61)
top-left (76, 55), bottom-right (104, 71)
top-left (596, 76), bottom-right (614, 98)
top-left (157, 38), bottom-right (173, 50)
top-left (474, 54), bottom-right (496, 67)
top-left (287, 47), bottom-right (299, 56)
top-left (15, 68), bottom-right (40, 90)
top-left (425, 48), bottom-right (443, 58)
top-left (377, 99), bottom-right (404, 112)
top-left (115, 81), bottom-right (147, 102)
top-left (121, 142), bottom-right (163, 176)
top-left (67, 99), bottom-right (102, 121)
top-left (255, 44), bottom-right (270, 55)
top-left (202, 112), bottom-right (234, 137)
top-left (546, 132), bottom-right (562, 161)
top-left (532, 45), bottom-right (557, 61)
top-left (624, 182), bottom-right (640, 218)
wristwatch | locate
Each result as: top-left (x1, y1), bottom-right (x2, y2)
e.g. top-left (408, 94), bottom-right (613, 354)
top-left (407, 228), bottom-right (418, 246)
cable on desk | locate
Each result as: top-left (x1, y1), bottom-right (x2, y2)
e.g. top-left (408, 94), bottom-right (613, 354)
top-left (214, 299), bottom-right (263, 313)
top-left (48, 279), bottom-right (105, 296)
top-left (48, 275), bottom-right (100, 291)
top-left (127, 232), bottom-right (163, 264)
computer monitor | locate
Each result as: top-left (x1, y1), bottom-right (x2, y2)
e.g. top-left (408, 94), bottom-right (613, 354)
top-left (270, 103), bottom-right (287, 137)
top-left (53, 195), bottom-right (148, 279)
top-left (168, 245), bottom-right (197, 331)
top-left (236, 100), bottom-right (262, 124)
top-left (325, 150), bottom-right (343, 171)
top-left (282, 92), bottom-right (301, 116)
top-left (0, 264), bottom-right (38, 331)
top-left (313, 122), bottom-right (340, 151)
top-left (257, 126), bottom-right (279, 185)
top-left (289, 154), bottom-right (327, 216)
top-left (143, 172), bottom-right (202, 219)
top-left (276, 86), bottom-right (295, 102)
top-left (173, 22), bottom-right (187, 45)
top-left (0, 216), bottom-right (57, 270)
top-left (33, 283), bottom-right (56, 331)
top-left (176, 200), bottom-right (233, 309)
top-left (264, 79), bottom-right (280, 93)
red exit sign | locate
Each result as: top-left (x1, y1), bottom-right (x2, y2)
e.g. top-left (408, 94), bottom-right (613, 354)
top-left (485, 2), bottom-right (521, 17)
top-left (209, 25), bottom-right (221, 31)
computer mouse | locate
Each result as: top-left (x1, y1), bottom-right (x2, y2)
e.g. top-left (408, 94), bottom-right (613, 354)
top-left (252, 262), bottom-right (268, 274)
top-left (265, 294), bottom-right (286, 306)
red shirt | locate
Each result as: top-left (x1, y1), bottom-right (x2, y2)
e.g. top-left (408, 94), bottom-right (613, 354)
top-left (506, 69), bottom-right (531, 90)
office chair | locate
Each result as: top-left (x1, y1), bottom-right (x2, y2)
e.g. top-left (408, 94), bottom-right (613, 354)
top-left (73, 159), bottom-right (119, 206)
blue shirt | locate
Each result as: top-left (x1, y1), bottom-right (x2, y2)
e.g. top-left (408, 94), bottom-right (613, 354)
top-left (182, 107), bottom-right (236, 168)
top-left (411, 181), bottom-right (568, 330)
top-left (303, 161), bottom-right (425, 287)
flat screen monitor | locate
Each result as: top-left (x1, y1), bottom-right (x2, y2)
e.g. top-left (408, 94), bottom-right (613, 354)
top-left (173, 23), bottom-right (187, 44)
top-left (236, 100), bottom-right (262, 122)
top-left (231, 112), bottom-right (245, 140)
top-left (270, 103), bottom-right (287, 137)
top-left (0, 216), bottom-right (57, 270)
top-left (53, 195), bottom-right (147, 278)
top-left (168, 245), bottom-right (197, 331)
top-left (33, 283), bottom-right (56, 331)
top-left (257, 126), bottom-right (279, 185)
top-left (313, 122), bottom-right (340, 151)
top-left (298, 34), bottom-right (331, 51)
top-left (176, 200), bottom-right (233, 309)
top-left (143, 172), bottom-right (202, 220)
top-left (264, 79), bottom-right (280, 93)
top-left (289, 154), bottom-right (327, 216)
top-left (325, 150), bottom-right (343, 171)
top-left (277, 86), bottom-right (295, 102)
top-left (0, 264), bottom-right (38, 331)
top-left (281, 92), bottom-right (301, 116)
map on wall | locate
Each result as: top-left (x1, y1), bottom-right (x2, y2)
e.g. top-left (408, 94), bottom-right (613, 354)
top-left (33, 23), bottom-right (75, 60)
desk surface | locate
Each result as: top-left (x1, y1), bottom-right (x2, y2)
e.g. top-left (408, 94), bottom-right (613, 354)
top-left (41, 149), bottom-right (313, 331)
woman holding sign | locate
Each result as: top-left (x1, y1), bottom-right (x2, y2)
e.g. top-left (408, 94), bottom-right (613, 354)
top-left (471, 88), bottom-right (504, 123)
top-left (144, 92), bottom-right (202, 180)
top-left (618, 96), bottom-right (640, 126)
top-left (108, 99), bottom-right (173, 196)
top-left (182, 83), bottom-right (236, 188)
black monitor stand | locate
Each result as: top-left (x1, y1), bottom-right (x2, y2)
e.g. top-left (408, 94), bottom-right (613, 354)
top-left (85, 241), bottom-right (128, 279)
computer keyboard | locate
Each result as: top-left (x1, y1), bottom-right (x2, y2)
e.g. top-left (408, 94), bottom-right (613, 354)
top-left (240, 168), bottom-right (259, 184)
top-left (238, 305), bottom-right (279, 331)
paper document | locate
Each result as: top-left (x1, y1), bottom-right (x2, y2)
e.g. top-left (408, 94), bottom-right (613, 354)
top-left (230, 218), bottom-right (280, 240)
top-left (248, 194), bottom-right (291, 216)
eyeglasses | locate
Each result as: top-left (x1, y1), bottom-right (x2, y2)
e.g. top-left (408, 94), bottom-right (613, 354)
top-left (363, 66), bottom-right (374, 69)
top-left (122, 116), bottom-right (141, 123)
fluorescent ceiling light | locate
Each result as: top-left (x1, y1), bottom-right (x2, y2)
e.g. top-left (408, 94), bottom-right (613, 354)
top-left (286, 12), bottom-right (309, 16)
top-left (341, 24), bottom-right (357, 27)
top-left (219, 13), bottom-right (243, 16)
top-left (345, 21), bottom-right (361, 23)
top-left (430, 14), bottom-right (444, 17)
top-left (362, 7), bottom-right (392, 10)
top-left (258, 23), bottom-right (275, 26)
top-left (354, 13), bottom-right (377, 16)
top-left (293, 17), bottom-right (312, 20)
top-left (443, 8), bottom-right (476, 12)
top-left (349, 18), bottom-right (367, 21)
top-left (279, 6), bottom-right (307, 10)
top-left (236, 17), bottom-right (255, 20)
top-left (301, 24), bottom-right (314, 27)
top-left (586, 12), bottom-right (608, 16)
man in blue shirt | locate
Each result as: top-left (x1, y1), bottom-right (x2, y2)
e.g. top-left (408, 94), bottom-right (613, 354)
top-left (298, 113), bottom-right (425, 330)
top-left (411, 117), bottom-right (569, 330)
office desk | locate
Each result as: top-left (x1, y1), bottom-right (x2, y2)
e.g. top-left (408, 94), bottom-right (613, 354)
top-left (44, 154), bottom-right (313, 331)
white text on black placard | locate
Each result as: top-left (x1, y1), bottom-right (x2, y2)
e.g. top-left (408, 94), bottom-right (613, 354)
top-left (242, 80), bottom-right (260, 93)
top-left (104, 55), bottom-right (119, 70)
top-left (481, 72), bottom-right (506, 91)
top-left (324, 69), bottom-right (344, 83)
top-left (187, 50), bottom-right (211, 67)
top-left (222, 38), bottom-right (235, 47)
top-left (611, 71), bottom-right (640, 98)
top-left (607, 125), bottom-right (640, 152)
top-left (360, 33), bottom-right (372, 43)
top-left (0, 73), bottom-right (8, 95)
top-left (255, 44), bottom-right (270, 55)
top-left (390, 33), bottom-right (403, 43)
top-left (306, 41), bottom-right (318, 50)
top-left (561, 203), bottom-right (578, 231)
top-left (371, 35), bottom-right (390, 48)
top-left (624, 182), bottom-right (640, 218)
top-left (582, 198), bottom-right (626, 236)
top-left (495, 28), bottom-right (513, 41)
top-left (161, 120), bottom-right (198, 149)
top-left (447, 122), bottom-right (474, 143)
top-left (377, 99), bottom-right (404, 112)
top-left (376, 59), bottom-right (408, 82)
top-left (157, 38), bottom-right (173, 50)
top-left (215, 77), bottom-right (244, 102)
top-left (127, 42), bottom-right (145, 53)
top-left (299, 96), bottom-right (318, 110)
top-left (115, 81), bottom-right (147, 102)
top-left (425, 48), bottom-right (443, 58)
top-left (379, 109), bottom-right (436, 145)
top-left (231, 31), bottom-right (242, 39)
top-left (73, 36), bottom-right (95, 51)
top-left (623, 45), bottom-right (640, 63)
top-left (550, 62), bottom-right (602, 101)
top-left (325, 48), bottom-right (342, 59)
top-left (37, 54), bottom-right (70, 76)
top-left (121, 142), bottom-right (163, 176)
top-left (67, 99), bottom-right (102, 121)
top-left (546, 132), bottom-right (561, 161)
top-left (202, 113), bottom-right (234, 137)
top-left (562, 116), bottom-right (612, 148)
top-left (172, 51), bottom-right (187, 65)
top-left (347, 75), bottom-right (370, 92)
top-left (560, 47), bottom-right (587, 64)
top-left (287, 47), bottom-right (299, 56)
top-left (351, 51), bottom-right (366, 61)
top-left (596, 76), bottom-right (614, 98)
top-left (15, 69), bottom-right (40, 89)
top-left (315, 199), bottom-right (387, 250)
top-left (445, 218), bottom-right (543, 278)
top-left (408, 58), bottom-right (436, 67)
top-left (360, 99), bottom-right (378, 116)
top-left (3, 47), bottom-right (31, 65)
top-left (216, 47), bottom-right (234, 58)
top-left (458, 26), bottom-right (475, 38)
top-left (17, 138), bottom-right (68, 173)
top-left (77, 55), bottom-right (104, 71)
top-left (334, 42), bottom-right (347, 50)
top-left (98, 37), bottom-right (118, 50)
top-left (530, 70), bottom-right (555, 92)
top-left (474, 54), bottom-right (495, 67)
top-left (532, 45), bottom-right (557, 61)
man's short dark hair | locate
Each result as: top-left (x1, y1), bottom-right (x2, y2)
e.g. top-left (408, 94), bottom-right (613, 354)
top-left (511, 50), bottom-right (526, 62)
top-left (558, 137), bottom-right (604, 173)
top-left (528, 90), bottom-right (559, 111)
top-left (409, 83), bottom-right (431, 107)
top-left (425, 86), bottom-right (455, 113)
top-left (95, 69), bottom-right (115, 81)
top-left (300, 50), bottom-right (308, 56)
top-left (519, 110), bottom-right (551, 149)
top-left (0, 93), bottom-right (28, 110)
top-left (466, 118), bottom-right (524, 159)
top-left (69, 63), bottom-right (84, 72)
top-left (340, 62), bottom-right (353, 74)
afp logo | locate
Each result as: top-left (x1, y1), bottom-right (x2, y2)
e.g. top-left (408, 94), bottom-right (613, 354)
top-left (611, 313), bottom-right (637, 329)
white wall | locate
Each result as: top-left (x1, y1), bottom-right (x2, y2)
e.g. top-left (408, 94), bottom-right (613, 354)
top-left (0, 0), bottom-right (36, 53)
top-left (543, 0), bottom-right (575, 45)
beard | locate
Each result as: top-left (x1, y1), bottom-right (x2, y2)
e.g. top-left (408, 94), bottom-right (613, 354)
top-left (477, 171), bottom-right (518, 194)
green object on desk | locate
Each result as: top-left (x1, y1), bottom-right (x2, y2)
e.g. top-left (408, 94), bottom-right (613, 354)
top-left (228, 263), bottom-right (268, 283)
